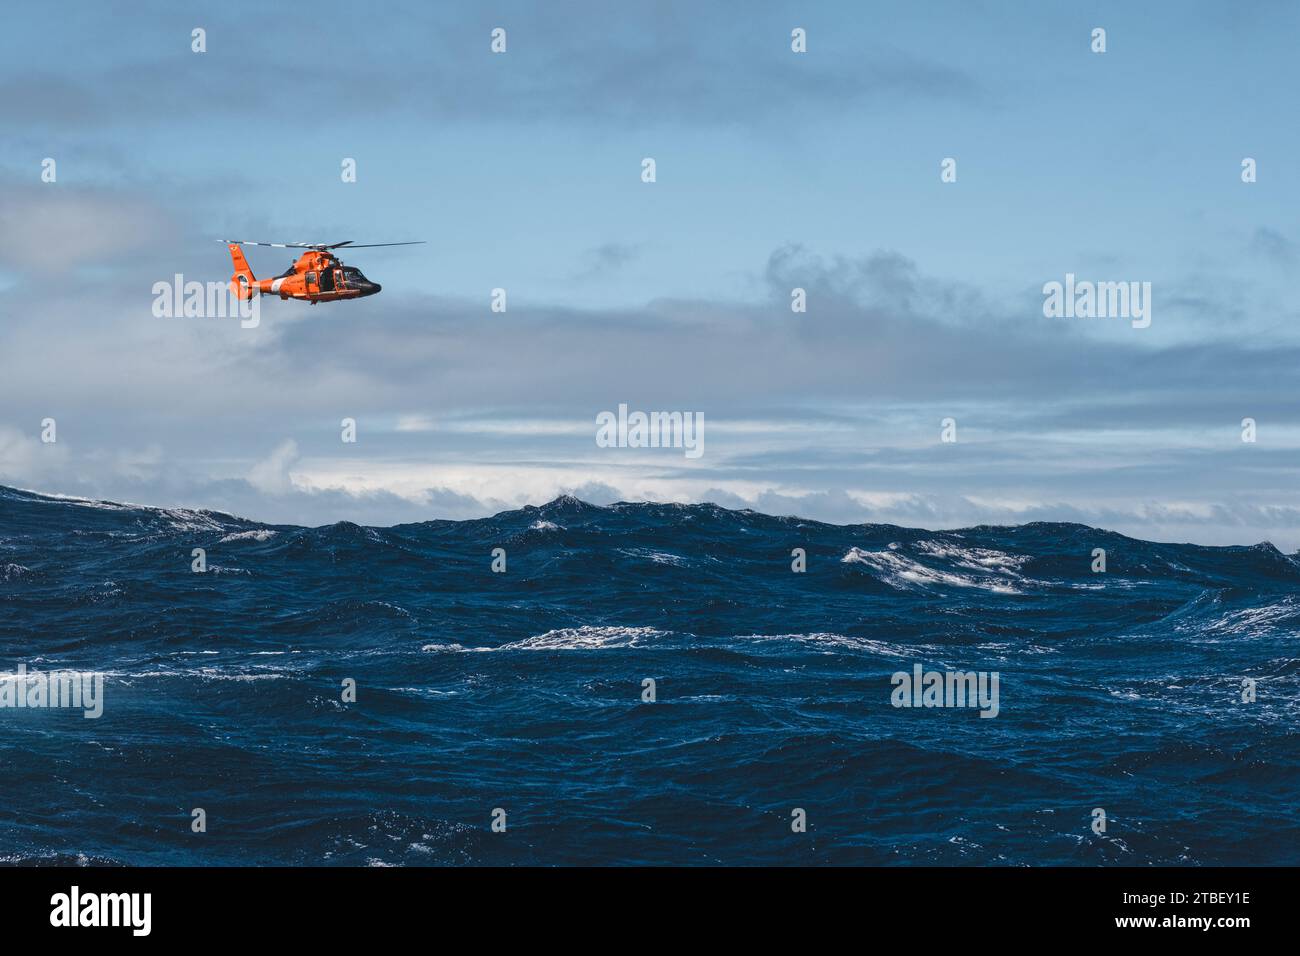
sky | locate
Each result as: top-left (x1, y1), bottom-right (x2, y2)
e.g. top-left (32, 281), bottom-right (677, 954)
top-left (2, 0), bottom-right (1299, 546)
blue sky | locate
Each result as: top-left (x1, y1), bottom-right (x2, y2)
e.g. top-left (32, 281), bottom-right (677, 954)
top-left (2, 0), bottom-right (1299, 546)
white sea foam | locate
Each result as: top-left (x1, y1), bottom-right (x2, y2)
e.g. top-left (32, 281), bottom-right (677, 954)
top-left (915, 540), bottom-right (1028, 572)
top-left (841, 546), bottom-right (1023, 594)
top-left (207, 565), bottom-right (250, 576)
top-left (1, 563), bottom-right (31, 581)
top-left (618, 547), bottom-right (687, 567)
top-left (1194, 598), bottom-right (1300, 637)
top-left (3, 666), bottom-right (289, 683)
top-left (501, 625), bottom-right (665, 650)
top-left (158, 509), bottom-right (228, 534)
top-left (422, 625), bottom-right (665, 653)
top-left (219, 529), bottom-right (278, 543)
top-left (37, 492), bottom-right (136, 512)
top-left (735, 632), bottom-right (922, 656)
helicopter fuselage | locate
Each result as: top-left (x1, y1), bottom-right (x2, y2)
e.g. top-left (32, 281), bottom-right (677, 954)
top-left (226, 244), bottom-right (382, 304)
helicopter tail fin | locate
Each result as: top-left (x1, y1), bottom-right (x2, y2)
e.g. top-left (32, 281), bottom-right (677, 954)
top-left (227, 243), bottom-right (257, 299)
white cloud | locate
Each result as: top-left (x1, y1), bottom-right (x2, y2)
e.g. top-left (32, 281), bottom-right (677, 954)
top-left (247, 439), bottom-right (301, 496)
top-left (0, 424), bottom-right (68, 485)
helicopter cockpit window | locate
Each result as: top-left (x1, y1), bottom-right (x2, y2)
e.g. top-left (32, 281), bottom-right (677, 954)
top-left (342, 267), bottom-right (368, 286)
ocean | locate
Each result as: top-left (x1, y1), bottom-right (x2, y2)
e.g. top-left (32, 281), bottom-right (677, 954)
top-left (1, 485), bottom-right (1296, 865)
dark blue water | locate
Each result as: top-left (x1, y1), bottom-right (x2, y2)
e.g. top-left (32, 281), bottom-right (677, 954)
top-left (1, 484), bottom-right (1296, 865)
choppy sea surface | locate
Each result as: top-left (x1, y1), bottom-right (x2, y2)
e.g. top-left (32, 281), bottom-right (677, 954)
top-left (1, 484), bottom-right (1296, 866)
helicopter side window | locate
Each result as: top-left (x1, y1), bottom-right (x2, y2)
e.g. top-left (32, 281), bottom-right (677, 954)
top-left (305, 271), bottom-right (317, 287)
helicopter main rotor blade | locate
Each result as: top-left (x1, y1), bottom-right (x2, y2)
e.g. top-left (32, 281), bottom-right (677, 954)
top-left (215, 240), bottom-right (320, 249)
top-left (217, 239), bottom-right (425, 250)
top-left (334, 242), bottom-right (426, 248)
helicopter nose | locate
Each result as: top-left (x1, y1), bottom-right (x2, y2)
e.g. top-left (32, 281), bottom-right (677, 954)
top-left (366, 282), bottom-right (382, 296)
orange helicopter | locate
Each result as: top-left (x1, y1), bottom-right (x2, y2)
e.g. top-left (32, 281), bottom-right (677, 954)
top-left (219, 239), bottom-right (424, 304)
